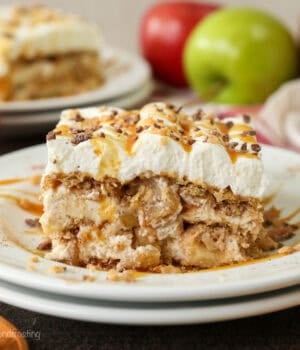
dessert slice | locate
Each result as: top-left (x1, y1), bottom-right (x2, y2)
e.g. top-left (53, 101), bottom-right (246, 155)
top-left (0, 4), bottom-right (103, 101)
top-left (40, 102), bottom-right (276, 271)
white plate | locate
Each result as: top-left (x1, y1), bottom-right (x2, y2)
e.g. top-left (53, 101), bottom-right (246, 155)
top-left (0, 145), bottom-right (299, 303)
top-left (0, 280), bottom-right (298, 325)
top-left (0, 47), bottom-right (151, 113)
top-left (0, 80), bottom-right (153, 135)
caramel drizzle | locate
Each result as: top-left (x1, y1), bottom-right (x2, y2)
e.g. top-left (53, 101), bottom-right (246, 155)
top-left (0, 194), bottom-right (43, 216)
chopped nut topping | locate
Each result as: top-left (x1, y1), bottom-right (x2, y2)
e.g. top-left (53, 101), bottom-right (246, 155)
top-left (188, 139), bottom-right (196, 145)
top-left (226, 121), bottom-right (234, 129)
top-left (37, 239), bottom-right (52, 251)
top-left (170, 135), bottom-right (180, 142)
top-left (74, 113), bottom-right (84, 122)
top-left (136, 126), bottom-right (144, 133)
top-left (192, 110), bottom-right (203, 121)
top-left (175, 106), bottom-right (183, 113)
top-left (99, 132), bottom-right (106, 138)
top-left (241, 143), bottom-right (247, 151)
top-left (251, 143), bottom-right (261, 152)
top-left (228, 142), bottom-right (238, 149)
top-left (71, 132), bottom-right (93, 145)
top-left (222, 135), bottom-right (229, 143)
top-left (242, 130), bottom-right (256, 136)
top-left (243, 114), bottom-right (251, 123)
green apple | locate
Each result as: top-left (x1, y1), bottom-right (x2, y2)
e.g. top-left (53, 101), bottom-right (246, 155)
top-left (183, 8), bottom-right (298, 104)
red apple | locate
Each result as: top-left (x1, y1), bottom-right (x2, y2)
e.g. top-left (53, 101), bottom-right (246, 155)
top-left (140, 1), bottom-right (220, 87)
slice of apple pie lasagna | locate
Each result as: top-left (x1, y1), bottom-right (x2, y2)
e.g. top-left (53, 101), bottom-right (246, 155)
top-left (40, 102), bottom-right (275, 271)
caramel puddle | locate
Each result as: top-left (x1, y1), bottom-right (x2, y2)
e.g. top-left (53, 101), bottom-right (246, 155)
top-left (0, 194), bottom-right (43, 216)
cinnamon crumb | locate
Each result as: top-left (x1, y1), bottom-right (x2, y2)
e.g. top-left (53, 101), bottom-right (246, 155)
top-left (49, 265), bottom-right (66, 274)
top-left (28, 256), bottom-right (39, 263)
top-left (25, 218), bottom-right (40, 228)
top-left (26, 264), bottom-right (36, 272)
top-left (83, 274), bottom-right (96, 282)
top-left (106, 269), bottom-right (136, 282)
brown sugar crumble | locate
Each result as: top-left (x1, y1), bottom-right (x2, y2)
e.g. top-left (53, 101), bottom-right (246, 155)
top-left (25, 218), bottom-right (40, 227)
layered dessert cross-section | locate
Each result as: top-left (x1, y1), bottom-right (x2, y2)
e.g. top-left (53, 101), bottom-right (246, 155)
top-left (40, 102), bottom-right (276, 271)
top-left (0, 4), bottom-right (103, 101)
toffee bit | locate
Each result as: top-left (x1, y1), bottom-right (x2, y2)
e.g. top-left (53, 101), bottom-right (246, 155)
top-left (114, 126), bottom-right (122, 133)
top-left (228, 141), bottom-right (238, 149)
top-left (222, 135), bottom-right (230, 142)
top-left (170, 135), bottom-right (180, 142)
top-left (241, 143), bottom-right (247, 151)
top-left (243, 114), bottom-right (251, 123)
top-left (166, 103), bottom-right (175, 110)
top-left (25, 218), bottom-right (40, 228)
top-left (175, 106), bottom-right (183, 113)
top-left (226, 121), bottom-right (234, 129)
top-left (111, 110), bottom-right (118, 117)
top-left (251, 143), bottom-right (261, 152)
top-left (46, 130), bottom-right (56, 141)
top-left (192, 109), bottom-right (203, 121)
top-left (71, 132), bottom-right (93, 145)
top-left (242, 130), bottom-right (256, 136)
top-left (37, 239), bottom-right (52, 251)
top-left (70, 227), bottom-right (80, 235)
top-left (136, 126), bottom-right (144, 133)
top-left (74, 113), bottom-right (84, 122)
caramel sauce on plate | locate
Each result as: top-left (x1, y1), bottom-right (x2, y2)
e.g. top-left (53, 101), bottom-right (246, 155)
top-left (0, 178), bottom-right (25, 186)
top-left (0, 194), bottom-right (43, 216)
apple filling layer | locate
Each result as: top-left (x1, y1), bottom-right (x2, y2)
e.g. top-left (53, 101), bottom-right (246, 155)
top-left (40, 173), bottom-right (276, 271)
top-left (0, 52), bottom-right (103, 101)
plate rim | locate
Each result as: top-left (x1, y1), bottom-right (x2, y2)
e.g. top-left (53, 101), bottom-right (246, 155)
top-left (0, 144), bottom-right (299, 303)
top-left (0, 279), bottom-right (298, 325)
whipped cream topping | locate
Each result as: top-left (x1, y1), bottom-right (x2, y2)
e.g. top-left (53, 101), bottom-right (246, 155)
top-left (44, 103), bottom-right (265, 198)
top-left (0, 5), bottom-right (101, 76)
